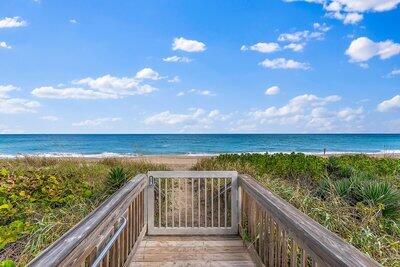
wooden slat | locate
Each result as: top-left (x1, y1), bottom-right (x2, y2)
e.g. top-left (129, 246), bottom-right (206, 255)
top-left (29, 174), bottom-right (147, 267)
top-left (239, 174), bottom-right (381, 267)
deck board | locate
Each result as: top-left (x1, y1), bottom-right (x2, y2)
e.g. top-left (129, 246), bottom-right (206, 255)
top-left (129, 235), bottom-right (256, 267)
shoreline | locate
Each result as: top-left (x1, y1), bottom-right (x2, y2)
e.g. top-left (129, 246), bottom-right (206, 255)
top-left (2, 152), bottom-right (400, 170)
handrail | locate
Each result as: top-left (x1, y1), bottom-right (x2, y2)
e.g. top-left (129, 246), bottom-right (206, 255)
top-left (29, 173), bottom-right (147, 267)
top-left (91, 217), bottom-right (127, 267)
top-left (238, 174), bottom-right (381, 267)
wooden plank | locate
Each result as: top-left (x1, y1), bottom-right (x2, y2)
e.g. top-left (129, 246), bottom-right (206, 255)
top-left (238, 174), bottom-right (381, 267)
top-left (129, 261), bottom-right (256, 267)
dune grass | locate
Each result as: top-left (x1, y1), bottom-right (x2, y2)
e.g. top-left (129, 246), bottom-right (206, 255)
top-left (0, 157), bottom-right (168, 266)
top-left (1, 154), bottom-right (399, 266)
top-left (193, 153), bottom-right (400, 266)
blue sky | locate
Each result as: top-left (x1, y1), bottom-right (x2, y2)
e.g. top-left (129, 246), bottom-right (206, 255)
top-left (0, 0), bottom-right (399, 133)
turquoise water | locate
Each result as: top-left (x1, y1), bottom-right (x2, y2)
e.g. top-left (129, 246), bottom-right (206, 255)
top-left (0, 134), bottom-right (400, 157)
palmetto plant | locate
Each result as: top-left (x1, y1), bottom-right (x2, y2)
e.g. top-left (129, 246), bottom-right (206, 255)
top-left (107, 167), bottom-right (128, 191)
top-left (357, 181), bottom-right (400, 218)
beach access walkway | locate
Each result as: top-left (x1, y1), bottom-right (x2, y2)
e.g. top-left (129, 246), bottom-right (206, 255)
top-left (28, 171), bottom-right (381, 267)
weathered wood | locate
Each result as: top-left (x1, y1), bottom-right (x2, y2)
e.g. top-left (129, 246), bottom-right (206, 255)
top-left (238, 174), bottom-right (381, 267)
top-left (147, 171), bottom-right (238, 235)
top-left (130, 236), bottom-right (256, 266)
top-left (28, 174), bottom-right (147, 267)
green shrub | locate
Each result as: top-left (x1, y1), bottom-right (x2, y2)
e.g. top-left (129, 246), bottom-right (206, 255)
top-left (0, 260), bottom-right (16, 267)
top-left (333, 179), bottom-right (352, 198)
top-left (106, 167), bottom-right (128, 191)
top-left (356, 181), bottom-right (400, 219)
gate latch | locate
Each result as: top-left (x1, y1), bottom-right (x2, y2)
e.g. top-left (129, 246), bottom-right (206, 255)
top-left (149, 176), bottom-right (154, 187)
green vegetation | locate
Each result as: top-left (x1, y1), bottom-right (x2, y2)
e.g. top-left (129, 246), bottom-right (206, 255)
top-left (0, 157), bottom-right (167, 266)
top-left (193, 153), bottom-right (400, 266)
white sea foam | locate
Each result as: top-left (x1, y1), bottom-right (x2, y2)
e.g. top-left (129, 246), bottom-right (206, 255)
top-left (1, 150), bottom-right (400, 159)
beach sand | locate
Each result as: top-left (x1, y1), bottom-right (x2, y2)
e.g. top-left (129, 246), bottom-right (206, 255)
top-left (125, 155), bottom-right (210, 170)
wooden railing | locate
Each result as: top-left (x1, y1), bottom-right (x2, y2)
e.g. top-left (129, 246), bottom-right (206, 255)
top-left (28, 174), bottom-right (147, 267)
top-left (238, 174), bottom-right (381, 267)
top-left (147, 171), bottom-right (238, 235)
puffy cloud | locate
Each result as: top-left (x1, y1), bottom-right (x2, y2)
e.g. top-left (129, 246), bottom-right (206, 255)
top-left (337, 107), bottom-right (364, 121)
top-left (283, 43), bottom-right (305, 52)
top-left (0, 85), bottom-right (19, 98)
top-left (313, 22), bottom-right (331, 32)
top-left (247, 93), bottom-right (365, 131)
top-left (278, 30), bottom-right (324, 43)
top-left (260, 58), bottom-right (311, 70)
top-left (0, 41), bottom-right (11, 49)
top-left (135, 68), bottom-right (162, 80)
top-left (145, 109), bottom-right (205, 125)
top-left (241, 42), bottom-right (280, 53)
top-left (0, 98), bottom-right (40, 114)
top-left (144, 108), bottom-right (231, 132)
top-left (163, 56), bottom-right (192, 63)
top-left (265, 86), bottom-right (280, 95)
top-left (250, 94), bottom-right (341, 119)
top-left (377, 95), bottom-right (400, 112)
top-left (69, 19), bottom-right (78, 24)
top-left (168, 76), bottom-right (181, 83)
top-left (0, 84), bottom-right (40, 114)
top-left (346, 37), bottom-right (400, 62)
top-left (0, 17), bottom-right (27, 28)
top-left (284, 0), bottom-right (400, 24)
top-left (41, 115), bottom-right (59, 121)
top-left (32, 69), bottom-right (161, 100)
top-left (172, 37), bottom-right (206, 52)
top-left (387, 69), bottom-right (400, 77)
top-left (73, 117), bottom-right (121, 127)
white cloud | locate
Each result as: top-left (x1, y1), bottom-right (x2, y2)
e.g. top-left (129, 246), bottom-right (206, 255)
top-left (246, 93), bottom-right (364, 131)
top-left (284, 0), bottom-right (400, 24)
top-left (284, 43), bottom-right (305, 52)
top-left (241, 42), bottom-right (280, 53)
top-left (0, 98), bottom-right (40, 114)
top-left (168, 76), bottom-right (181, 83)
top-left (33, 70), bottom-right (161, 100)
top-left (377, 95), bottom-right (400, 112)
top-left (0, 41), bottom-right (11, 49)
top-left (145, 109), bottom-right (205, 125)
top-left (172, 37), bottom-right (206, 52)
top-left (278, 30), bottom-right (324, 43)
top-left (163, 56), bottom-right (192, 63)
top-left (346, 37), bottom-right (400, 62)
top-left (0, 17), bottom-right (27, 28)
top-left (32, 86), bottom-right (119, 99)
top-left (0, 84), bottom-right (40, 114)
top-left (387, 69), bottom-right (400, 77)
top-left (41, 115), bottom-right (59, 121)
top-left (260, 58), bottom-right (311, 70)
top-left (250, 94), bottom-right (341, 120)
top-left (265, 86), bottom-right (280, 95)
top-left (337, 107), bottom-right (364, 121)
top-left (69, 19), bottom-right (78, 24)
top-left (144, 108), bottom-right (231, 132)
top-left (73, 117), bottom-right (121, 127)
top-left (179, 89), bottom-right (216, 96)
top-left (0, 85), bottom-right (19, 98)
top-left (313, 22), bottom-right (331, 32)
top-left (135, 68), bottom-right (162, 80)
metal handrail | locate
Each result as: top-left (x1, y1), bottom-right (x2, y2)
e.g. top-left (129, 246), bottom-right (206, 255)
top-left (91, 217), bottom-right (127, 267)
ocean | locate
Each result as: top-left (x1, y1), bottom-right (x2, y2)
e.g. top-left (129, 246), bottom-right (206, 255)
top-left (0, 134), bottom-right (400, 158)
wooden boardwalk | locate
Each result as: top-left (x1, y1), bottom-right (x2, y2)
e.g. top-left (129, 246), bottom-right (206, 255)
top-left (129, 235), bottom-right (256, 266)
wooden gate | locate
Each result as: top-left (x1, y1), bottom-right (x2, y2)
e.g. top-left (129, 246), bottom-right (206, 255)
top-left (147, 171), bottom-right (238, 235)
